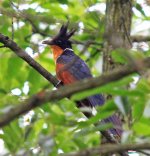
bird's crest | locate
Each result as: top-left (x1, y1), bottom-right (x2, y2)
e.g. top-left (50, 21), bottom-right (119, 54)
top-left (42, 22), bottom-right (76, 46)
top-left (54, 22), bottom-right (76, 40)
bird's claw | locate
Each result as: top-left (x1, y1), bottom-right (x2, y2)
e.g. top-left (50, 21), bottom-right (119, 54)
top-left (55, 80), bottom-right (63, 88)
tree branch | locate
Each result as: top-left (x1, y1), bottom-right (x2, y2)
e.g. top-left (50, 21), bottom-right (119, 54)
top-left (131, 35), bottom-right (150, 42)
top-left (60, 143), bottom-right (150, 156)
top-left (71, 39), bottom-right (103, 46)
top-left (0, 7), bottom-right (56, 24)
top-left (0, 33), bottom-right (59, 87)
top-left (0, 56), bottom-right (150, 127)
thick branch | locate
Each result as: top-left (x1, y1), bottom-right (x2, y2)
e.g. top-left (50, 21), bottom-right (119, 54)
top-left (60, 143), bottom-right (150, 156)
top-left (131, 35), bottom-right (150, 42)
top-left (0, 57), bottom-right (150, 127)
top-left (0, 33), bottom-right (59, 87)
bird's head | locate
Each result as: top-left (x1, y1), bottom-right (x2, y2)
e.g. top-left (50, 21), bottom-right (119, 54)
top-left (42, 22), bottom-right (76, 50)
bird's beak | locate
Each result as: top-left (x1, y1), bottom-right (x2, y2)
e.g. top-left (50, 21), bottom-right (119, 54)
top-left (42, 40), bottom-right (54, 45)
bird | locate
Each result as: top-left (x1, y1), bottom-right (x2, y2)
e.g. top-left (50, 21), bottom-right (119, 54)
top-left (42, 23), bottom-right (122, 141)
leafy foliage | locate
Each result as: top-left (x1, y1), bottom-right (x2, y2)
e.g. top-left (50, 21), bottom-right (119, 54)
top-left (0, 0), bottom-right (150, 155)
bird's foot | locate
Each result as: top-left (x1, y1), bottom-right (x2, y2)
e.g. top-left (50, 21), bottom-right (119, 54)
top-left (55, 80), bottom-right (63, 88)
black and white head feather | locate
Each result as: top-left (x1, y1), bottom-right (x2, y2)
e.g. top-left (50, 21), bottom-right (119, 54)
top-left (56, 22), bottom-right (76, 40)
top-left (42, 22), bottom-right (76, 48)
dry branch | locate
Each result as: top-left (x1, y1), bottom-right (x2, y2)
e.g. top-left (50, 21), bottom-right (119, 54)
top-left (60, 143), bottom-right (150, 156)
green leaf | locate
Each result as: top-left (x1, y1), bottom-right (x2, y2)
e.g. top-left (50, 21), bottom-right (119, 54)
top-left (57, 0), bottom-right (68, 4)
top-left (27, 68), bottom-right (42, 94)
top-left (135, 3), bottom-right (146, 16)
top-left (75, 123), bottom-right (113, 137)
top-left (132, 96), bottom-right (146, 120)
top-left (1, 121), bottom-right (23, 152)
top-left (87, 110), bottom-right (114, 126)
top-left (0, 88), bottom-right (7, 94)
top-left (71, 76), bottom-right (140, 101)
top-left (111, 50), bottom-right (126, 64)
top-left (76, 100), bottom-right (116, 128)
top-left (7, 55), bottom-right (23, 79)
top-left (133, 122), bottom-right (150, 136)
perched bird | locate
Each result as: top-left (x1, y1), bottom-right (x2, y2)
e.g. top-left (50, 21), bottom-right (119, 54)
top-left (42, 23), bottom-right (122, 140)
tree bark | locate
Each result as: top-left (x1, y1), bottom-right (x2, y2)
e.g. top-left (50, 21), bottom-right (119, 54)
top-left (103, 0), bottom-right (133, 72)
top-left (101, 1), bottom-right (133, 154)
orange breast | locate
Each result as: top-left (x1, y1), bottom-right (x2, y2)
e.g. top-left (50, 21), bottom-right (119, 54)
top-left (56, 63), bottom-right (76, 85)
top-left (50, 45), bottom-right (63, 62)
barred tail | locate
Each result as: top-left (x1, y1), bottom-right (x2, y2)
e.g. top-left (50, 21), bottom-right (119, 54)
top-left (77, 94), bottom-right (122, 138)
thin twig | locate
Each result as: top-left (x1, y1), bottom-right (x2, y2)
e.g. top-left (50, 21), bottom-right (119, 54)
top-left (11, 17), bottom-right (14, 40)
